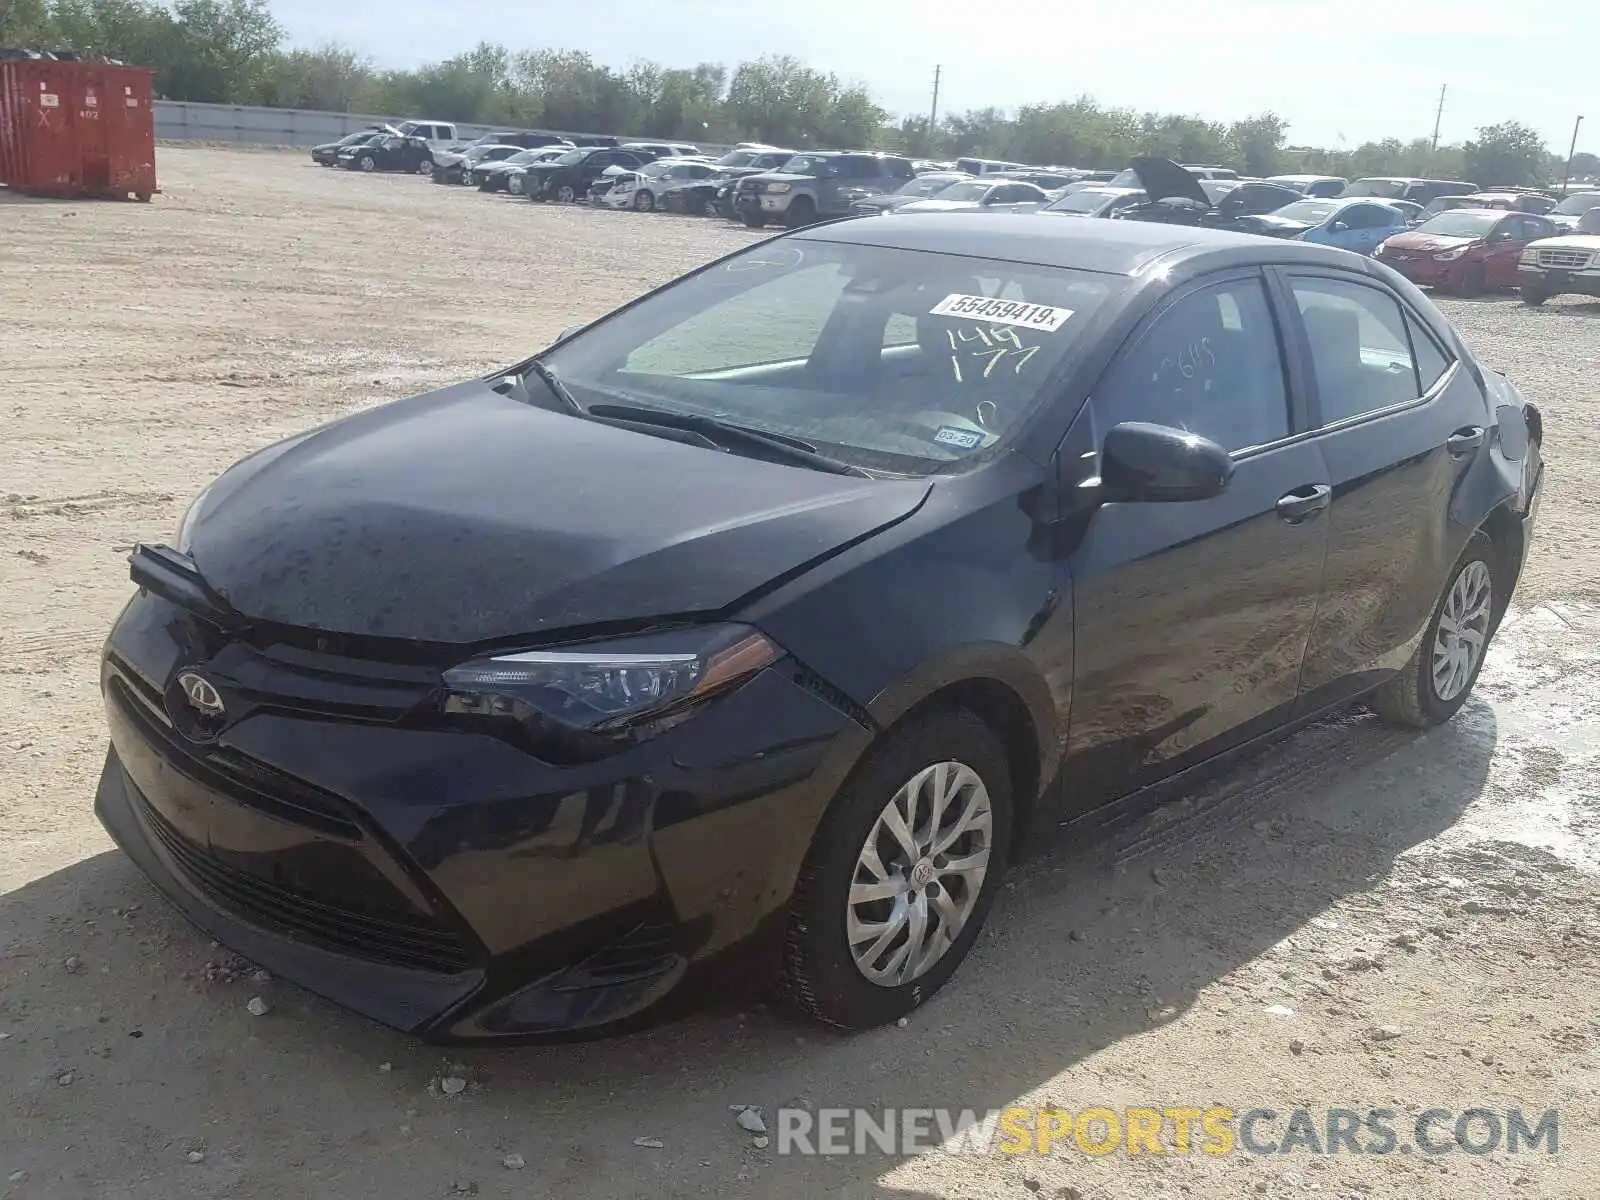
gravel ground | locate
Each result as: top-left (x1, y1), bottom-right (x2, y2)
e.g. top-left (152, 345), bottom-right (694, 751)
top-left (3, 148), bottom-right (1600, 1200)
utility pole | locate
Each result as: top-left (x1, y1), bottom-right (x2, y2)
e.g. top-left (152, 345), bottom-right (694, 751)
top-left (1430, 84), bottom-right (1446, 152)
top-left (1562, 114), bottom-right (1584, 195)
top-left (929, 65), bottom-right (941, 137)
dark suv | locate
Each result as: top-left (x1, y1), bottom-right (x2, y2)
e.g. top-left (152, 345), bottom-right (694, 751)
top-left (732, 151), bottom-right (917, 227)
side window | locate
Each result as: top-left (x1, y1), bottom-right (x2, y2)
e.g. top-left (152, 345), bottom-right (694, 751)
top-left (839, 157), bottom-right (877, 180)
top-left (1290, 277), bottom-right (1425, 424)
top-left (1094, 277), bottom-right (1290, 453)
top-left (1342, 204), bottom-right (1387, 229)
top-left (1405, 312), bottom-right (1453, 393)
top-left (885, 158), bottom-right (915, 180)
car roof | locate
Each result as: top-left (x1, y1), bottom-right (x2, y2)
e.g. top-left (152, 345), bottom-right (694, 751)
top-left (791, 211), bottom-right (1354, 275)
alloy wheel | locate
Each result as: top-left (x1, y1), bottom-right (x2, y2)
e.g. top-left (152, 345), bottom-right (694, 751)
top-left (1432, 559), bottom-right (1492, 701)
top-left (846, 761), bottom-right (993, 987)
top-left (556, 185), bottom-right (576, 202)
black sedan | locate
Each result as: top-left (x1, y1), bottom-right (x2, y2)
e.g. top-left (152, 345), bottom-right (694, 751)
top-left (522, 147), bottom-right (654, 202)
top-left (338, 134), bottom-right (434, 174)
top-left (311, 131), bottom-right (383, 166)
top-left (96, 215), bottom-right (1542, 1041)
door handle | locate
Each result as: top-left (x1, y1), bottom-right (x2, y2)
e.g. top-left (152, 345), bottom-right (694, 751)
top-left (1276, 483), bottom-right (1332, 523)
top-left (1447, 426), bottom-right (1485, 457)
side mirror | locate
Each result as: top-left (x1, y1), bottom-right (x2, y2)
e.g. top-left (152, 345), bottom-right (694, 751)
top-left (1101, 422), bottom-right (1233, 503)
top-left (1329, 220), bottom-right (1348, 232)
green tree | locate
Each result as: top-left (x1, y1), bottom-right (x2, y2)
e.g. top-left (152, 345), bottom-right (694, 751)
top-left (0, 0), bottom-right (51, 45)
top-left (1463, 120), bottom-right (1549, 187)
top-left (1227, 113), bottom-right (1288, 176)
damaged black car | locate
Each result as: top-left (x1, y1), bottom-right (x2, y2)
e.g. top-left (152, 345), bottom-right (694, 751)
top-left (97, 214), bottom-right (1542, 1042)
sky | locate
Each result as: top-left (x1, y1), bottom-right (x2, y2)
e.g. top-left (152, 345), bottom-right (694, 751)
top-left (270, 0), bottom-right (1596, 154)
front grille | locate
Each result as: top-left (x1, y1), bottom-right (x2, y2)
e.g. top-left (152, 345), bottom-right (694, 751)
top-left (137, 789), bottom-right (472, 974)
top-left (1536, 248), bottom-right (1592, 269)
top-left (107, 666), bottom-right (361, 839)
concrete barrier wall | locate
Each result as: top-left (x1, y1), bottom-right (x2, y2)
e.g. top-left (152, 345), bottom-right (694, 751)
top-left (152, 100), bottom-right (731, 154)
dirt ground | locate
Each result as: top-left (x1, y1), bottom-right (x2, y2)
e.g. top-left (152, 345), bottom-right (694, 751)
top-left (3, 147), bottom-right (1600, 1200)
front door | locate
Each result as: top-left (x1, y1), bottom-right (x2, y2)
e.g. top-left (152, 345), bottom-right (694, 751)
top-left (1059, 271), bottom-right (1331, 813)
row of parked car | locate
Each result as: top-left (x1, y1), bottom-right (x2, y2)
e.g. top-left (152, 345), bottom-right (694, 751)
top-left (309, 122), bottom-right (1600, 305)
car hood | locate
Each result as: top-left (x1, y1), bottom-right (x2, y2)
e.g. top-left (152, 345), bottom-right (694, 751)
top-left (186, 382), bottom-right (931, 644)
top-left (1381, 231), bottom-right (1477, 252)
top-left (1523, 233), bottom-right (1600, 252)
top-left (853, 194), bottom-right (918, 211)
top-left (476, 161), bottom-right (518, 173)
top-left (1252, 214), bottom-right (1316, 234)
top-left (893, 198), bottom-right (982, 213)
top-left (742, 171), bottom-right (813, 186)
top-left (436, 152), bottom-right (467, 166)
top-left (1127, 156), bottom-right (1211, 205)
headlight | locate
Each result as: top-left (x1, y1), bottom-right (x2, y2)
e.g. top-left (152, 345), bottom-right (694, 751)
top-left (174, 486), bottom-right (212, 553)
top-left (765, 182), bottom-right (791, 193)
top-left (1375, 239), bottom-right (1390, 255)
top-left (1520, 248), bottom-right (1538, 263)
top-left (441, 624), bottom-right (780, 748)
top-left (1433, 247), bottom-right (1469, 261)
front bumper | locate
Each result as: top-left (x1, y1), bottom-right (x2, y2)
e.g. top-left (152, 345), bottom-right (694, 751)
top-left (1518, 266), bottom-right (1600, 296)
top-left (95, 590), bottom-right (863, 1040)
top-left (1380, 254), bottom-right (1464, 287)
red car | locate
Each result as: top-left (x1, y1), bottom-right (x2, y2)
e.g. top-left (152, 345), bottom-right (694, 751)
top-left (1376, 209), bottom-right (1558, 296)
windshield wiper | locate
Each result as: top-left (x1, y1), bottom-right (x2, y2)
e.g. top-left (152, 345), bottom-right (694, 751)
top-left (587, 403), bottom-right (870, 477)
top-left (519, 358), bottom-right (584, 415)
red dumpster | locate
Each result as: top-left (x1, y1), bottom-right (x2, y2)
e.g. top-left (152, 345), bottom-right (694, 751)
top-left (0, 58), bottom-right (157, 200)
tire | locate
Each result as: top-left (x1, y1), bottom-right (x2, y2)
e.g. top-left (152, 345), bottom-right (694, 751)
top-left (356, 154), bottom-right (375, 172)
top-left (740, 210), bottom-right (765, 228)
top-left (633, 188), bottom-right (653, 211)
top-left (417, 159), bottom-right (433, 175)
top-left (554, 184), bottom-right (577, 203)
top-left (1458, 263), bottom-right (1486, 298)
top-left (1371, 531), bottom-right (1499, 729)
top-left (1521, 287), bottom-right (1548, 307)
top-left (508, 175), bottom-right (523, 195)
top-left (779, 709), bottom-right (1013, 1029)
top-left (784, 196), bottom-right (817, 228)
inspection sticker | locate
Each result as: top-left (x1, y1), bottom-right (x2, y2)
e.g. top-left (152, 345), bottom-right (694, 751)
top-left (929, 294), bottom-right (1073, 331)
top-left (934, 425), bottom-right (985, 450)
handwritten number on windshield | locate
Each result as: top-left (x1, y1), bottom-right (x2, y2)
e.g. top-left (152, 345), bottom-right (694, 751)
top-left (944, 324), bottom-right (1040, 382)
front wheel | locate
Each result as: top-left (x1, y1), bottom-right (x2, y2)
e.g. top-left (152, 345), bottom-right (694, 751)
top-left (740, 210), bottom-right (765, 228)
top-left (508, 175), bottom-right (523, 195)
top-left (633, 188), bottom-right (653, 211)
top-left (356, 154), bottom-right (376, 172)
top-left (1457, 263), bottom-right (1486, 298)
top-left (1371, 531), bottom-right (1499, 729)
top-left (780, 709), bottom-right (1012, 1029)
top-left (554, 184), bottom-right (577, 203)
top-left (1521, 287), bottom-right (1548, 307)
top-left (784, 196), bottom-right (817, 228)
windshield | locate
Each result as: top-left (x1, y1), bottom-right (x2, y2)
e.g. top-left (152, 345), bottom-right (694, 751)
top-left (1554, 192), bottom-right (1600, 216)
top-left (541, 240), bottom-right (1113, 475)
top-left (1271, 199), bottom-right (1341, 223)
top-left (1343, 179), bottom-right (1406, 198)
top-left (780, 155), bottom-right (839, 177)
top-left (933, 181), bottom-right (992, 202)
top-left (895, 175), bottom-right (959, 196)
top-left (550, 149), bottom-right (587, 166)
top-left (1046, 189), bottom-right (1124, 213)
top-left (1415, 211), bottom-right (1500, 237)
top-left (503, 150), bottom-right (543, 165)
top-left (717, 151), bottom-right (758, 168)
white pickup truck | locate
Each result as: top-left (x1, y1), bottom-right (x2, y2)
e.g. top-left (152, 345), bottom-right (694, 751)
top-left (1518, 207), bottom-right (1600, 305)
top-left (394, 120), bottom-right (458, 151)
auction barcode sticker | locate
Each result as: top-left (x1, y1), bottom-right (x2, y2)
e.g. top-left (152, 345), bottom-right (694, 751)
top-left (929, 294), bottom-right (1073, 331)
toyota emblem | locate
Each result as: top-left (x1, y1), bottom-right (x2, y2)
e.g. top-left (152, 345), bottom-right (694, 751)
top-left (176, 671), bottom-right (225, 719)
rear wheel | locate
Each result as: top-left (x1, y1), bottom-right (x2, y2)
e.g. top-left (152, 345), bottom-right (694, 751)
top-left (633, 188), bottom-right (654, 211)
top-left (1457, 263), bottom-right (1486, 298)
top-left (555, 184), bottom-right (577, 203)
top-left (1520, 287), bottom-right (1549, 306)
top-left (779, 709), bottom-right (1012, 1029)
top-left (1371, 531), bottom-right (1499, 729)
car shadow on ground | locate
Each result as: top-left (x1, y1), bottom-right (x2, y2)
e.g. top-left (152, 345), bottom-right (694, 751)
top-left (1, 704), bottom-right (1494, 1199)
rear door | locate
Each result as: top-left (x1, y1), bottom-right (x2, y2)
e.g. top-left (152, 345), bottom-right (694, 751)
top-left (1059, 269), bottom-right (1331, 811)
top-left (1277, 269), bottom-right (1485, 708)
top-left (1490, 216), bottom-right (1555, 286)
